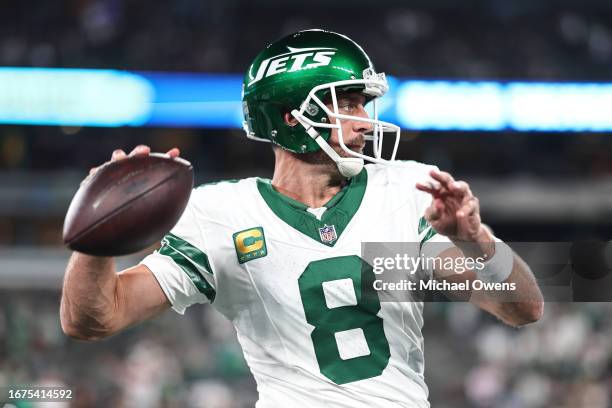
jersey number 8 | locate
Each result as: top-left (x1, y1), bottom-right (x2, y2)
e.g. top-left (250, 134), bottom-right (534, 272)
top-left (298, 255), bottom-right (391, 384)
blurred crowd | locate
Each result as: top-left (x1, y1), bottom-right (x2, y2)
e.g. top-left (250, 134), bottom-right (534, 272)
top-left (0, 290), bottom-right (257, 408)
top-left (3, 0), bottom-right (612, 79)
top-left (1, 291), bottom-right (610, 408)
top-left (426, 302), bottom-right (612, 408)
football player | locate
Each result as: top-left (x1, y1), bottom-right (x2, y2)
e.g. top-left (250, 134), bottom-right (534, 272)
top-left (61, 29), bottom-right (543, 407)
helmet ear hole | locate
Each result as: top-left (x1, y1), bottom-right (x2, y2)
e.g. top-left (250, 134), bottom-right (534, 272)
top-left (283, 111), bottom-right (299, 127)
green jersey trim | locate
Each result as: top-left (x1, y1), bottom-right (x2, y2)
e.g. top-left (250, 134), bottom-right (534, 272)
top-left (159, 233), bottom-right (216, 302)
top-left (420, 227), bottom-right (438, 246)
top-left (418, 216), bottom-right (429, 235)
top-left (256, 169), bottom-right (368, 247)
top-left (418, 216), bottom-right (439, 247)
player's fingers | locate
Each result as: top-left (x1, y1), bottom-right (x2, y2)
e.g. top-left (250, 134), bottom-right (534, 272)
top-left (457, 207), bottom-right (481, 236)
top-left (111, 149), bottom-right (127, 161)
top-left (89, 167), bottom-right (97, 175)
top-left (456, 197), bottom-right (478, 218)
top-left (83, 166), bottom-right (100, 185)
top-left (166, 147), bottom-right (180, 158)
top-left (129, 145), bottom-right (151, 157)
top-left (449, 180), bottom-right (471, 198)
top-left (429, 170), bottom-right (455, 187)
top-left (415, 182), bottom-right (430, 193)
top-left (416, 181), bottom-right (441, 195)
top-left (470, 196), bottom-right (480, 214)
top-left (426, 198), bottom-right (444, 221)
top-left (424, 206), bottom-right (437, 222)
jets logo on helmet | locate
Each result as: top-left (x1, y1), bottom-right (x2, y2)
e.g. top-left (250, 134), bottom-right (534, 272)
top-left (242, 29), bottom-right (401, 177)
top-left (248, 47), bottom-right (337, 87)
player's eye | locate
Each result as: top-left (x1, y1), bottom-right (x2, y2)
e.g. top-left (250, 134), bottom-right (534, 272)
top-left (338, 101), bottom-right (358, 113)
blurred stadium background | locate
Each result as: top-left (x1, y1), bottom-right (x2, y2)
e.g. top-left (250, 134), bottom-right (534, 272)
top-left (1, 0), bottom-right (612, 407)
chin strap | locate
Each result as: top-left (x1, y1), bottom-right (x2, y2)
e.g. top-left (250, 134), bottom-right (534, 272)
top-left (291, 110), bottom-right (364, 178)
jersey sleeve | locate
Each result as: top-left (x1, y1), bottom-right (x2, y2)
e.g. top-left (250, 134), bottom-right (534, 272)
top-left (140, 191), bottom-right (217, 314)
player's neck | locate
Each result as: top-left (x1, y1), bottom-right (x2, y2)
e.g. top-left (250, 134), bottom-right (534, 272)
top-left (271, 150), bottom-right (347, 208)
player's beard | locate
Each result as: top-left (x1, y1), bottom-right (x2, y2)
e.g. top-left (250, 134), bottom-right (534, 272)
top-left (294, 142), bottom-right (364, 183)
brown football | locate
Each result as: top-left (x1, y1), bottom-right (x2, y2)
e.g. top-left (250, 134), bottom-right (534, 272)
top-left (63, 153), bottom-right (193, 256)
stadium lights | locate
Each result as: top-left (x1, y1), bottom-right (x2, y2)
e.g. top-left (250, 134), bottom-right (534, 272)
top-left (0, 68), bottom-right (154, 126)
top-left (1, 67), bottom-right (612, 131)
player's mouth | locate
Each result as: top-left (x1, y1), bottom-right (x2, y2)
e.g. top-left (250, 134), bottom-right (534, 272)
top-left (346, 144), bottom-right (365, 151)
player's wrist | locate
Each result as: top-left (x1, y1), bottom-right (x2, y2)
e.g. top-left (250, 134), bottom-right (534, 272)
top-left (451, 227), bottom-right (496, 259)
top-left (452, 228), bottom-right (513, 283)
top-left (474, 240), bottom-right (514, 283)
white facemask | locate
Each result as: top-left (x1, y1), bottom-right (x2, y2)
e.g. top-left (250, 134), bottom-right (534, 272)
top-left (291, 69), bottom-right (401, 177)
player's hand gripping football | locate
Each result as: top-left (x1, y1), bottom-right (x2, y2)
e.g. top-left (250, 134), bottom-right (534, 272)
top-left (65, 144), bottom-right (191, 256)
top-left (416, 169), bottom-right (491, 245)
top-left (87, 145), bottom-right (180, 179)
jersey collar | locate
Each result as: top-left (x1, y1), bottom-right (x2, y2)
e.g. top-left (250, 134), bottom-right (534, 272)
top-left (256, 169), bottom-right (367, 247)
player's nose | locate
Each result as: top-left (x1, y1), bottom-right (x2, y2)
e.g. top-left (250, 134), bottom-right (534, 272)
top-left (352, 105), bottom-right (374, 133)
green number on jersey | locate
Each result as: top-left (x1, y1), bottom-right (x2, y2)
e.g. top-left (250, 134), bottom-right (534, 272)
top-left (298, 255), bottom-right (391, 384)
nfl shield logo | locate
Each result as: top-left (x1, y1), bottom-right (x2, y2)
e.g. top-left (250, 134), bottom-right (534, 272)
top-left (318, 224), bottom-right (337, 244)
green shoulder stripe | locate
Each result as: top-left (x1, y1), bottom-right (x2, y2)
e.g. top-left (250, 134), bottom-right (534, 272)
top-left (159, 233), bottom-right (216, 302)
top-left (162, 233), bottom-right (213, 274)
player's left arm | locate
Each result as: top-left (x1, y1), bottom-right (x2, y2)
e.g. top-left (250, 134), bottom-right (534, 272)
top-left (416, 169), bottom-right (544, 327)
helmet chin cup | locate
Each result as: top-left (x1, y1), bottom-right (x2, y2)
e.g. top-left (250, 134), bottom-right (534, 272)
top-left (336, 157), bottom-right (364, 178)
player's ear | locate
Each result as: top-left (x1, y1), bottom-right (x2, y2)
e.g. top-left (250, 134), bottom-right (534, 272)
top-left (283, 112), bottom-right (298, 127)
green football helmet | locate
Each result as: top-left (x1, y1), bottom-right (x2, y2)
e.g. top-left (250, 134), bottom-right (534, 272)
top-left (242, 29), bottom-right (400, 177)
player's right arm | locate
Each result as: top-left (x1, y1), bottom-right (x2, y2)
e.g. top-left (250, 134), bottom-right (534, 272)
top-left (60, 255), bottom-right (169, 340)
top-left (60, 145), bottom-right (179, 340)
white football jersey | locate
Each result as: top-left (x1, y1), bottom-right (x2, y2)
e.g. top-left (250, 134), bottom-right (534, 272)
top-left (141, 161), bottom-right (453, 408)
